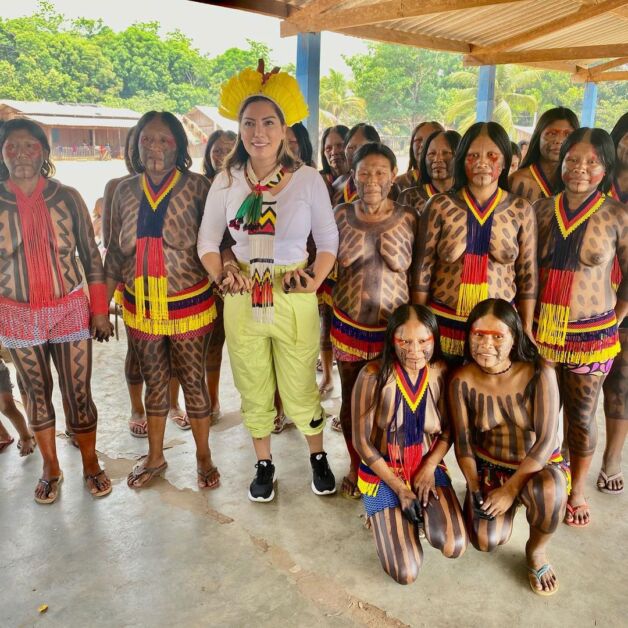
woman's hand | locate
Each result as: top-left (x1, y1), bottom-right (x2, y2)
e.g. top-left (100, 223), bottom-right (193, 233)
top-left (412, 463), bottom-right (439, 507)
top-left (398, 485), bottom-right (422, 524)
top-left (91, 313), bottom-right (114, 342)
top-left (282, 268), bottom-right (316, 294)
top-left (218, 264), bottom-right (252, 296)
top-left (481, 485), bottom-right (517, 518)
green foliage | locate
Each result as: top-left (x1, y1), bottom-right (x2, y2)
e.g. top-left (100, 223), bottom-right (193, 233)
top-left (344, 43), bottom-right (464, 135)
top-left (445, 66), bottom-right (539, 134)
top-left (319, 69), bottom-right (366, 128)
top-left (0, 5), bottom-right (272, 115)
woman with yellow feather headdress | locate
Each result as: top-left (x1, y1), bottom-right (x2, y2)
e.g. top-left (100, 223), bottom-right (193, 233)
top-left (198, 61), bottom-right (339, 502)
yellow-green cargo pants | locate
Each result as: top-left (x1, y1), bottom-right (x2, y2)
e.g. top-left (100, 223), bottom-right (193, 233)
top-left (224, 265), bottom-right (325, 438)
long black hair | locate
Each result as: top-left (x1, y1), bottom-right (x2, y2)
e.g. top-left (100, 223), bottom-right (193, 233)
top-left (367, 304), bottom-right (442, 417)
top-left (320, 124), bottom-right (349, 175)
top-left (556, 127), bottom-right (615, 193)
top-left (452, 122), bottom-right (511, 191)
top-left (289, 122), bottom-right (315, 167)
top-left (418, 130), bottom-right (461, 185)
top-left (123, 125), bottom-right (137, 176)
top-left (408, 121), bottom-right (445, 172)
top-left (0, 118), bottom-right (56, 180)
top-left (519, 106), bottom-right (579, 170)
top-left (132, 111), bottom-right (192, 174)
top-left (346, 123), bottom-right (380, 147)
top-left (351, 142), bottom-right (397, 171)
top-left (203, 129), bottom-right (237, 179)
top-left (464, 299), bottom-right (539, 400)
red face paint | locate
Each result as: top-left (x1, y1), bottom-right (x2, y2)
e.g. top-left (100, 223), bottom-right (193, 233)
top-left (471, 329), bottom-right (504, 337)
top-left (394, 334), bottom-right (433, 347)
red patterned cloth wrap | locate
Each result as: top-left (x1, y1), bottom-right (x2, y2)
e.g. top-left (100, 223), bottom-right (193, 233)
top-left (331, 305), bottom-right (385, 362)
top-left (0, 287), bottom-right (90, 349)
top-left (475, 446), bottom-right (571, 495)
top-left (429, 300), bottom-right (467, 358)
top-left (122, 277), bottom-right (216, 340)
top-left (534, 309), bottom-right (620, 367)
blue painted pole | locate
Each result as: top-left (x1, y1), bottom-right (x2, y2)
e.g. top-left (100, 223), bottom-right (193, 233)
top-left (581, 81), bottom-right (598, 127)
top-left (476, 65), bottom-right (496, 122)
top-left (296, 32), bottom-right (321, 160)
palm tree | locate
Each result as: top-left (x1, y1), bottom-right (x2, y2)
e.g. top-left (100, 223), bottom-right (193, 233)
top-left (444, 65), bottom-right (539, 135)
top-left (319, 69), bottom-right (367, 128)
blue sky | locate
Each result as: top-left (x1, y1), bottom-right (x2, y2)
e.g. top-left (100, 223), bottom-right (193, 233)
top-left (2, 0), bottom-right (368, 75)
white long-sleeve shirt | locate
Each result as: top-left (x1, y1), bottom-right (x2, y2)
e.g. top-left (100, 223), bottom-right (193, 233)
top-left (198, 165), bottom-right (338, 265)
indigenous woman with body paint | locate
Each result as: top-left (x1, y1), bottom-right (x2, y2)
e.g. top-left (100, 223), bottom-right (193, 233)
top-left (316, 125), bottom-right (350, 401)
top-left (198, 62), bottom-right (338, 502)
top-left (509, 107), bottom-right (579, 203)
top-left (199, 129), bottom-right (237, 427)
top-left (414, 122), bottom-right (537, 364)
top-left (534, 128), bottom-right (627, 526)
top-left (395, 121), bottom-right (445, 192)
top-left (319, 125), bottom-right (349, 205)
top-left (332, 143), bottom-right (420, 498)
top-left (353, 304), bottom-right (467, 584)
top-left (398, 130), bottom-right (461, 215)
top-left (332, 123), bottom-right (381, 206)
top-left (101, 126), bottom-right (151, 437)
top-left (0, 119), bottom-right (114, 504)
top-left (599, 113), bottom-right (628, 495)
top-left (449, 299), bottom-right (568, 596)
top-left (105, 111), bottom-right (219, 490)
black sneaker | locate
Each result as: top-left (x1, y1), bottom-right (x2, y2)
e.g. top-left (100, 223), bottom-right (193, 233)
top-left (310, 451), bottom-right (336, 495)
top-left (248, 459), bottom-right (275, 502)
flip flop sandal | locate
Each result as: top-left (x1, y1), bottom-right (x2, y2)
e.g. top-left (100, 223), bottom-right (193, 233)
top-left (597, 469), bottom-right (624, 495)
top-left (34, 472), bottom-right (64, 505)
top-left (316, 358), bottom-right (323, 373)
top-left (564, 502), bottom-right (590, 527)
top-left (85, 469), bottom-right (113, 498)
top-left (128, 419), bottom-right (148, 438)
top-left (169, 411), bottom-right (191, 431)
top-left (209, 410), bottom-right (222, 425)
top-left (0, 437), bottom-right (14, 453)
top-left (127, 461), bottom-right (168, 489)
top-left (330, 416), bottom-right (343, 433)
top-left (197, 466), bottom-right (221, 490)
top-left (528, 564), bottom-right (559, 596)
top-left (341, 476), bottom-right (361, 500)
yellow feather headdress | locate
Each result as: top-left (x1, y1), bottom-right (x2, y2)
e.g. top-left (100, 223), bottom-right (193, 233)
top-left (219, 59), bottom-right (309, 127)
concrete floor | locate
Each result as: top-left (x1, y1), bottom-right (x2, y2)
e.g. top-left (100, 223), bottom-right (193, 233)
top-left (0, 328), bottom-right (626, 627)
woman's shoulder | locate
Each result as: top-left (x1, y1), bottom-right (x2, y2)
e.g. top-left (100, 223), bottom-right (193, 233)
top-left (46, 178), bottom-right (85, 206)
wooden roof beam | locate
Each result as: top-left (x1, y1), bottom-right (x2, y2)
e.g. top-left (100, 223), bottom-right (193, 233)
top-left (190, 0), bottom-right (293, 19)
top-left (465, 43), bottom-right (628, 65)
top-left (472, 0), bottom-right (628, 54)
top-left (339, 24), bottom-right (470, 53)
top-left (281, 0), bottom-right (525, 37)
top-left (573, 70), bottom-right (628, 82)
top-left (573, 58), bottom-right (628, 82)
